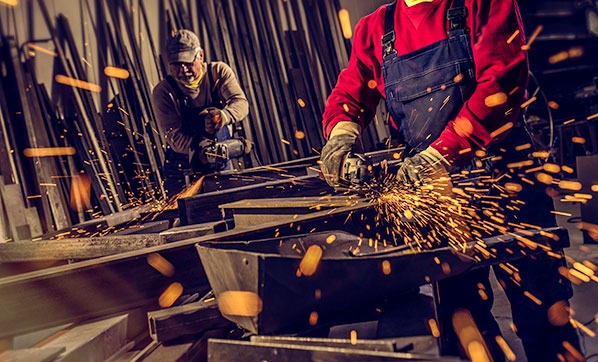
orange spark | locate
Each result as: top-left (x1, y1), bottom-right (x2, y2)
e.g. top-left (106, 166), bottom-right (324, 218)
top-left (24, 146), bottom-right (76, 157)
top-left (484, 92), bottom-right (508, 108)
top-left (27, 43), bottom-right (57, 57)
top-left (520, 96), bottom-right (537, 108)
top-left (548, 51), bottom-right (569, 64)
top-left (454, 116), bottom-right (474, 137)
top-left (55, 74), bottom-right (101, 92)
top-left (558, 180), bottom-right (582, 191)
top-left (523, 291), bottom-right (542, 305)
top-left (547, 301), bottom-right (571, 326)
top-left (350, 330), bottom-right (358, 345)
top-left (490, 122), bottom-right (514, 139)
top-left (69, 174), bottom-right (91, 211)
top-left (543, 163), bottom-right (561, 174)
top-left (158, 282), bottom-right (183, 308)
top-left (506, 29), bottom-right (520, 44)
top-left (338, 9), bottom-right (353, 39)
top-left (515, 143), bottom-right (531, 151)
top-left (521, 25), bottom-right (543, 50)
top-left (217, 291), bottom-right (263, 317)
top-left (295, 130), bottom-right (305, 140)
top-left (428, 319), bottom-right (441, 338)
top-left (532, 151), bottom-right (550, 158)
top-left (147, 252), bottom-right (175, 277)
top-left (104, 66), bottom-right (130, 79)
top-left (562, 166), bottom-right (575, 174)
top-left (309, 311), bottom-right (319, 326)
top-left (495, 336), bottom-right (517, 361)
top-left (299, 245), bottom-right (323, 276)
top-left (381, 260), bottom-right (391, 275)
top-left (535, 172), bottom-right (554, 185)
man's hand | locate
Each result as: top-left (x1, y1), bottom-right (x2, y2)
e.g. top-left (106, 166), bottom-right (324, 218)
top-left (396, 147), bottom-right (452, 194)
top-left (320, 134), bottom-right (361, 187)
top-left (200, 107), bottom-right (225, 135)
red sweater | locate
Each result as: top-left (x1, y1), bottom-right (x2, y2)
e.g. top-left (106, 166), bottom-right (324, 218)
top-left (322, 0), bottom-right (529, 164)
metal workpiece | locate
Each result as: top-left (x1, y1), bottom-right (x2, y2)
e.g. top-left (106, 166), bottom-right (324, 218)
top-left (196, 226), bottom-right (569, 336)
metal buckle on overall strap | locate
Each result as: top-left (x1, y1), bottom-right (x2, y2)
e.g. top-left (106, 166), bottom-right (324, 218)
top-left (447, 7), bottom-right (468, 33)
top-left (382, 30), bottom-right (397, 59)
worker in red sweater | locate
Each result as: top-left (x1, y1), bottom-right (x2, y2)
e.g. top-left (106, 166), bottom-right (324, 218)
top-left (320, 0), bottom-right (583, 360)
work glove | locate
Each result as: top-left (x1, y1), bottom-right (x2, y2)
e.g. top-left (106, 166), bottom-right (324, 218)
top-left (320, 134), bottom-right (362, 187)
top-left (200, 107), bottom-right (227, 135)
top-left (396, 147), bottom-right (452, 195)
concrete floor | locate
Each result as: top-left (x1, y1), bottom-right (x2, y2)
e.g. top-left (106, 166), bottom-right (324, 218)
top-left (491, 198), bottom-right (598, 361)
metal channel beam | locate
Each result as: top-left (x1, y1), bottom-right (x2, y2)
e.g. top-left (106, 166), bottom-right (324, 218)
top-left (0, 201), bottom-right (372, 339)
top-left (207, 338), bottom-right (459, 362)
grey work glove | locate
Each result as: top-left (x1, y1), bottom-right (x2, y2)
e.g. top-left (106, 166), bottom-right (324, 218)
top-left (320, 134), bottom-right (361, 187)
top-left (396, 147), bottom-right (452, 195)
top-left (200, 107), bottom-right (226, 135)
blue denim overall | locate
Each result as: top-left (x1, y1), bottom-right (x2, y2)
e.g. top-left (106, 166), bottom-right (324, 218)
top-left (380, 1), bottom-right (578, 360)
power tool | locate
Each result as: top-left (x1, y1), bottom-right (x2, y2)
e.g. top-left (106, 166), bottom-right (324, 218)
top-left (189, 137), bottom-right (252, 172)
top-left (339, 151), bottom-right (402, 188)
top-left (340, 152), bottom-right (374, 184)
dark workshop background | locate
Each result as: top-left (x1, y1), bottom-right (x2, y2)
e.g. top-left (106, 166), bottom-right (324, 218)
top-left (0, 0), bottom-right (597, 241)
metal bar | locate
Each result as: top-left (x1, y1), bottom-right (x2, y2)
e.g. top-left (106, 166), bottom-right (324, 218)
top-left (39, 314), bottom-right (128, 362)
top-left (147, 298), bottom-right (234, 343)
top-left (177, 173), bottom-right (328, 225)
top-left (7, 36), bottom-right (70, 232)
top-left (0, 220), bottom-right (221, 262)
top-left (37, 0), bottom-right (121, 214)
top-left (0, 200), bottom-right (375, 339)
top-left (207, 338), bottom-right (456, 362)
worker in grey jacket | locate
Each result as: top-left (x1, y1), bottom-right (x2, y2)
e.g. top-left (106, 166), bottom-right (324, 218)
top-left (152, 29), bottom-right (248, 195)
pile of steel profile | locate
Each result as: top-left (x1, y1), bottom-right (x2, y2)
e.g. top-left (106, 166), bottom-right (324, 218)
top-left (0, 151), bottom-right (571, 361)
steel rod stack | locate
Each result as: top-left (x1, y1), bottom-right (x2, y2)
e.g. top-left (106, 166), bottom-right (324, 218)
top-left (0, 1), bottom-right (390, 240)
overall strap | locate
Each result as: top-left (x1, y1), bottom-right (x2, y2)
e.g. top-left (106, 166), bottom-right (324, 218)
top-left (206, 62), bottom-right (223, 107)
top-left (382, 0), bottom-right (397, 60)
top-left (166, 75), bottom-right (189, 107)
top-left (447, 0), bottom-right (468, 34)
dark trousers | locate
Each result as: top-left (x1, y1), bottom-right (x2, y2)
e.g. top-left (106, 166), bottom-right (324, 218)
top-left (438, 181), bottom-right (581, 361)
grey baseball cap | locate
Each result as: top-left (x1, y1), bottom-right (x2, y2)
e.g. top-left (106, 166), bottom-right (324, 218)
top-left (166, 29), bottom-right (201, 64)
